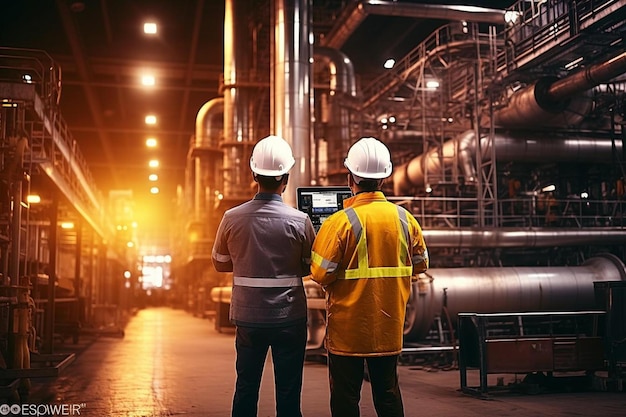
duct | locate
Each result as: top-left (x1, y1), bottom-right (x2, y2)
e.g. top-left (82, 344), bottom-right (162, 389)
top-left (273, 0), bottom-right (311, 206)
top-left (548, 51), bottom-right (626, 99)
top-left (313, 46), bottom-right (356, 183)
top-left (404, 253), bottom-right (626, 340)
top-left (195, 98), bottom-right (224, 147)
top-left (495, 51), bottom-right (626, 127)
top-left (194, 98), bottom-right (224, 219)
top-left (422, 228), bottom-right (626, 248)
top-left (494, 81), bottom-right (593, 128)
top-left (321, 0), bottom-right (506, 49)
top-left (393, 130), bottom-right (624, 194)
top-left (393, 129), bottom-right (475, 194)
top-left (223, 0), bottom-right (255, 199)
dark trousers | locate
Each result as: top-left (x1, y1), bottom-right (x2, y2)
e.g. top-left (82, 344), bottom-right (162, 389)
top-left (232, 323), bottom-right (307, 417)
top-left (328, 353), bottom-right (404, 417)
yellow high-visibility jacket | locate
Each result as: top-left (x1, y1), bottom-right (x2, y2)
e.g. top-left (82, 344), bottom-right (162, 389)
top-left (310, 191), bottom-right (428, 356)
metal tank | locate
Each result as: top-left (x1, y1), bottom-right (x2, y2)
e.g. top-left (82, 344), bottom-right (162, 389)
top-left (404, 253), bottom-right (626, 341)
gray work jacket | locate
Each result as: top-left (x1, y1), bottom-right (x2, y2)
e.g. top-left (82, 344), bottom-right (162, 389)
top-left (211, 193), bottom-right (316, 327)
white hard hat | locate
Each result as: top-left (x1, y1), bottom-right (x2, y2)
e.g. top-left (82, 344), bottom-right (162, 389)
top-left (344, 137), bottom-right (392, 182)
top-left (249, 135), bottom-right (296, 176)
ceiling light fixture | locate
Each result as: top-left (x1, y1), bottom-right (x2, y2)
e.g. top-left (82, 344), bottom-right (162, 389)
top-left (384, 58), bottom-right (395, 69)
top-left (144, 22), bottom-right (157, 34)
top-left (145, 115), bottom-right (157, 125)
top-left (146, 138), bottom-right (157, 147)
top-left (141, 74), bottom-right (156, 86)
top-left (26, 195), bottom-right (41, 204)
top-left (426, 80), bottom-right (440, 89)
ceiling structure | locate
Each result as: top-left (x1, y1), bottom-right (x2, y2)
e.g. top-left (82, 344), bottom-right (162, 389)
top-left (0, 0), bottom-right (516, 246)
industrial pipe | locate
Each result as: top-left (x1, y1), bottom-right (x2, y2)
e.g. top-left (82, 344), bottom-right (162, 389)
top-left (273, 0), bottom-right (312, 206)
top-left (404, 253), bottom-right (626, 341)
top-left (321, 0), bottom-right (506, 49)
top-left (193, 98), bottom-right (224, 220)
top-left (393, 130), bottom-right (623, 194)
top-left (495, 51), bottom-right (626, 127)
top-left (422, 228), bottom-right (626, 248)
top-left (313, 46), bottom-right (357, 183)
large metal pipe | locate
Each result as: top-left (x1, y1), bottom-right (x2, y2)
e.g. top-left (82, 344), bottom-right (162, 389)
top-left (405, 253), bottom-right (626, 340)
top-left (223, 0), bottom-right (256, 200)
top-left (321, 1), bottom-right (506, 49)
top-left (313, 46), bottom-right (357, 183)
top-left (495, 51), bottom-right (626, 127)
top-left (548, 51), bottom-right (626, 100)
top-left (422, 228), bottom-right (626, 248)
top-left (273, 0), bottom-right (312, 206)
top-left (393, 130), bottom-right (623, 194)
top-left (195, 98), bottom-right (224, 148)
top-left (193, 98), bottom-right (224, 219)
top-left (493, 81), bottom-right (593, 128)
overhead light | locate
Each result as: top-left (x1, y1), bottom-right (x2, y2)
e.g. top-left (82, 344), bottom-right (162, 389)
top-left (384, 58), bottom-right (395, 69)
top-left (26, 194), bottom-right (41, 204)
top-left (60, 222), bottom-right (74, 229)
top-left (504, 11), bottom-right (520, 24)
top-left (22, 74), bottom-right (33, 84)
top-left (145, 115), bottom-right (157, 125)
top-left (426, 80), bottom-right (440, 89)
top-left (144, 22), bottom-right (157, 34)
top-left (148, 174), bottom-right (158, 181)
top-left (146, 138), bottom-right (157, 147)
top-left (141, 74), bottom-right (156, 86)
top-left (150, 187), bottom-right (160, 194)
top-left (564, 57), bottom-right (583, 71)
top-left (149, 160), bottom-right (159, 168)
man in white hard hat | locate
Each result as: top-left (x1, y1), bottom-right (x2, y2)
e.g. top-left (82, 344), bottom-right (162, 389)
top-left (212, 135), bottom-right (316, 417)
top-left (310, 137), bottom-right (429, 417)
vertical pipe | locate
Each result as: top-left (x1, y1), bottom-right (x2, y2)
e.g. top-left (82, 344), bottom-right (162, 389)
top-left (74, 220), bottom-right (82, 297)
top-left (272, 0), bottom-right (312, 206)
top-left (86, 232), bottom-right (94, 323)
top-left (9, 179), bottom-right (22, 285)
top-left (223, 0), bottom-right (255, 200)
top-left (43, 196), bottom-right (58, 354)
top-left (313, 47), bottom-right (356, 184)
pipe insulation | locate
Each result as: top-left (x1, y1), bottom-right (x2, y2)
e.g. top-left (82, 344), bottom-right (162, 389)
top-left (393, 131), bottom-right (623, 194)
top-left (404, 253), bottom-right (626, 340)
top-left (495, 51), bottom-right (626, 127)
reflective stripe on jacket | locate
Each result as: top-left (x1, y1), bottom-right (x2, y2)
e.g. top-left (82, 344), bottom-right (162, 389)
top-left (310, 191), bottom-right (428, 356)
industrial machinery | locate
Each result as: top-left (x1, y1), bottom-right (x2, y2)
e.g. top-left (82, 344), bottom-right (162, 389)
top-left (176, 1), bottom-right (626, 386)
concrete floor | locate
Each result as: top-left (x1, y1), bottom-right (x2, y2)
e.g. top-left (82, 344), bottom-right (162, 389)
top-left (21, 307), bottom-right (626, 416)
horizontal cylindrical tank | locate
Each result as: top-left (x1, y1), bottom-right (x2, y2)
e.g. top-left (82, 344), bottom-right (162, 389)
top-left (405, 253), bottom-right (626, 341)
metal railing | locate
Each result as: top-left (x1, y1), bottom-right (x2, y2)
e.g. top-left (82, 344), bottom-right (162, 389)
top-left (389, 195), bottom-right (626, 229)
top-left (0, 47), bottom-right (110, 238)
